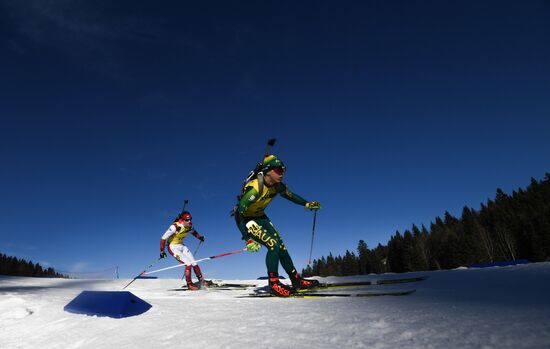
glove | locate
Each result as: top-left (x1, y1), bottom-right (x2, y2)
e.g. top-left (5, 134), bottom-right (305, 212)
top-left (160, 251), bottom-right (167, 259)
top-left (246, 239), bottom-right (261, 252)
top-left (305, 201), bottom-right (321, 210)
top-left (199, 236), bottom-right (205, 242)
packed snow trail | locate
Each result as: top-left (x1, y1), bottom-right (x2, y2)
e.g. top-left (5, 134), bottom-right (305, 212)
top-left (1, 263), bottom-right (550, 348)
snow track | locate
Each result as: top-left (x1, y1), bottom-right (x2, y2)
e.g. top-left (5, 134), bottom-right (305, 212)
top-left (1, 263), bottom-right (550, 348)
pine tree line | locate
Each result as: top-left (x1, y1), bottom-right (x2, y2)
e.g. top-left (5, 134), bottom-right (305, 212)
top-left (0, 253), bottom-right (67, 278)
top-left (303, 173), bottom-right (550, 277)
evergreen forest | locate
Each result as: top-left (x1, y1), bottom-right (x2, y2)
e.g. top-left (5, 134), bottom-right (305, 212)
top-left (0, 253), bottom-right (67, 278)
top-left (303, 173), bottom-right (550, 277)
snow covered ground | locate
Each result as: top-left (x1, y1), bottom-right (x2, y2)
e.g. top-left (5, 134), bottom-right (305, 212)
top-left (1, 262), bottom-right (550, 349)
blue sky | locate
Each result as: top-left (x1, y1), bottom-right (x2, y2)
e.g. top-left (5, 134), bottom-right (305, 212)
top-left (1, 1), bottom-right (549, 280)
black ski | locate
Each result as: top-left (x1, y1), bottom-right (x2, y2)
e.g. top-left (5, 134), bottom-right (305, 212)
top-left (315, 275), bottom-right (428, 289)
top-left (212, 282), bottom-right (257, 288)
top-left (239, 289), bottom-right (416, 298)
top-left (169, 282), bottom-right (255, 291)
top-left (169, 287), bottom-right (243, 291)
top-left (373, 275), bottom-right (428, 285)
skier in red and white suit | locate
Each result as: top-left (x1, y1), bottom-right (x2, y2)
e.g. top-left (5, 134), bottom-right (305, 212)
top-left (160, 211), bottom-right (206, 290)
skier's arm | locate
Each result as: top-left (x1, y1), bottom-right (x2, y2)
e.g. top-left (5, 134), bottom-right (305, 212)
top-left (236, 186), bottom-right (259, 216)
top-left (279, 183), bottom-right (308, 206)
top-left (160, 225), bottom-right (176, 252)
top-left (192, 230), bottom-right (205, 242)
top-left (236, 186), bottom-right (259, 240)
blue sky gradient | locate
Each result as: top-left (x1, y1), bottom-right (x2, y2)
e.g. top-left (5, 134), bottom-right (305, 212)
top-left (1, 1), bottom-right (549, 279)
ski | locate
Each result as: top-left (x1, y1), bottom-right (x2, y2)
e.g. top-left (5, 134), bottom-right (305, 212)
top-left (373, 275), bottom-right (428, 285)
top-left (314, 275), bottom-right (428, 289)
top-left (212, 282), bottom-right (257, 288)
top-left (169, 287), bottom-right (244, 291)
top-left (168, 280), bottom-right (256, 291)
top-left (354, 289), bottom-right (416, 297)
top-left (169, 276), bottom-right (427, 292)
top-left (169, 283), bottom-right (252, 291)
top-left (239, 289), bottom-right (416, 298)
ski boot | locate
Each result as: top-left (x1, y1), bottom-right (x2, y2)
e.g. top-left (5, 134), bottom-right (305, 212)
top-left (290, 269), bottom-right (320, 290)
top-left (186, 282), bottom-right (200, 291)
top-left (268, 272), bottom-right (294, 297)
top-left (184, 266), bottom-right (200, 290)
top-left (198, 278), bottom-right (213, 289)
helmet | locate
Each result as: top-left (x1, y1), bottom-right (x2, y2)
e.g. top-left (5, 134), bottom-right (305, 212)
top-left (176, 211), bottom-right (192, 222)
top-left (262, 155), bottom-right (285, 173)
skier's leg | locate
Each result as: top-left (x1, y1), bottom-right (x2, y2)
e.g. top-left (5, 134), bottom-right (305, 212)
top-left (236, 215), bottom-right (293, 297)
top-left (170, 244), bottom-right (194, 265)
top-left (179, 245), bottom-right (196, 266)
top-left (249, 217), bottom-right (283, 273)
top-left (267, 222), bottom-right (296, 275)
top-left (184, 265), bottom-right (198, 290)
top-left (265, 245), bottom-right (280, 274)
top-left (170, 244), bottom-right (199, 290)
top-left (279, 244), bottom-right (296, 276)
top-left (254, 218), bottom-right (294, 297)
top-left (268, 223), bottom-right (320, 290)
top-left (192, 265), bottom-right (203, 280)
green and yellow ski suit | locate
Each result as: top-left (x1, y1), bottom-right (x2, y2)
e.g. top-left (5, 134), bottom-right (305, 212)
top-left (234, 178), bottom-right (308, 275)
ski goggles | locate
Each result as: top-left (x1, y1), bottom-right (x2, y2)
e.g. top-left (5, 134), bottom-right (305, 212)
top-left (272, 167), bottom-right (285, 175)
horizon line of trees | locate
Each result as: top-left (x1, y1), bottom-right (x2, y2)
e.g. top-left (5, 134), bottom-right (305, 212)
top-left (303, 173), bottom-right (550, 277)
top-left (0, 253), bottom-right (67, 278)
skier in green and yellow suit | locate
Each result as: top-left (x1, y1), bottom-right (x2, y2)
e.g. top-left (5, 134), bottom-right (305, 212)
top-left (234, 155), bottom-right (321, 297)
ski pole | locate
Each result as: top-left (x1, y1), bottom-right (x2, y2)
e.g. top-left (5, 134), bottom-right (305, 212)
top-left (122, 257), bottom-right (163, 289)
top-left (193, 241), bottom-right (203, 255)
top-left (143, 248), bottom-right (247, 276)
top-left (307, 210), bottom-right (318, 266)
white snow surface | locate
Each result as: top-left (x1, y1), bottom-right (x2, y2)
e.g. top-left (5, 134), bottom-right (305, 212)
top-left (1, 262), bottom-right (550, 349)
